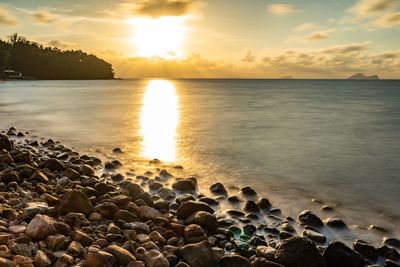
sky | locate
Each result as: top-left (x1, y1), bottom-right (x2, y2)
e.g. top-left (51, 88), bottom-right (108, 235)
top-left (0, 0), bottom-right (399, 78)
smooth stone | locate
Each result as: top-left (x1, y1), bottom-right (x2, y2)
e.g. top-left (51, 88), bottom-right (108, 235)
top-left (184, 211), bottom-right (218, 232)
top-left (56, 189), bottom-right (94, 215)
top-left (138, 206), bottom-right (162, 220)
top-left (274, 237), bottom-right (326, 267)
top-left (180, 240), bottom-right (218, 267)
top-left (85, 247), bottom-right (116, 267)
top-left (210, 183), bottom-right (227, 195)
top-left (123, 182), bottom-right (144, 198)
top-left (176, 201), bottom-right (214, 220)
top-left (257, 198), bottom-right (272, 210)
top-left (252, 258), bottom-right (285, 267)
top-left (323, 241), bottom-right (364, 267)
top-left (26, 214), bottom-right (63, 240)
top-left (298, 210), bottom-right (323, 227)
top-left (71, 230), bottom-right (94, 246)
top-left (144, 249), bottom-right (170, 267)
top-left (353, 240), bottom-right (378, 261)
top-left (184, 224), bottom-right (207, 243)
top-left (302, 229), bottom-right (326, 243)
top-left (115, 210), bottom-right (138, 223)
top-left (105, 245), bottom-right (136, 266)
top-left (244, 200), bottom-right (260, 213)
top-left (384, 238), bottom-right (400, 248)
top-left (241, 186), bottom-right (257, 196)
top-left (172, 179), bottom-right (196, 192)
top-left (43, 158), bottom-right (64, 172)
top-left (34, 250), bottom-right (52, 267)
top-left (324, 218), bottom-right (347, 228)
top-left (219, 254), bottom-right (252, 267)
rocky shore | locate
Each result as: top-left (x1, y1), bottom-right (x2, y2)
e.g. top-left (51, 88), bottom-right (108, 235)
top-left (0, 127), bottom-right (399, 267)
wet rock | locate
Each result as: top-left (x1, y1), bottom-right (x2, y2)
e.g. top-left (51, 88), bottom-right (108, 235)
top-left (43, 158), bottom-right (64, 172)
top-left (241, 186), bottom-right (257, 196)
top-left (172, 179), bottom-right (196, 192)
top-left (274, 237), bottom-right (326, 267)
top-left (210, 183), bottom-right (227, 195)
top-left (80, 164), bottom-right (95, 176)
top-left (176, 201), bottom-right (214, 220)
top-left (180, 240), bottom-right (218, 267)
top-left (56, 253), bottom-right (74, 266)
top-left (184, 211), bottom-right (218, 232)
top-left (56, 189), bottom-right (94, 215)
top-left (71, 230), bottom-right (94, 246)
top-left (0, 153), bottom-right (13, 164)
top-left (23, 202), bottom-right (49, 219)
top-left (384, 238), bottom-right (400, 248)
top-left (46, 234), bottom-right (68, 251)
top-left (227, 209), bottom-right (245, 217)
top-left (138, 206), bottom-right (162, 220)
top-left (13, 255), bottom-right (33, 266)
top-left (228, 196), bottom-right (241, 203)
top-left (244, 200), bottom-right (260, 213)
top-left (324, 218), bottom-right (347, 228)
top-left (105, 245), bottom-right (136, 266)
top-left (243, 224), bottom-right (256, 236)
top-left (113, 147), bottom-right (123, 153)
top-left (30, 170), bottom-right (49, 183)
top-left (96, 202), bottom-right (118, 217)
top-left (323, 241), bottom-right (364, 267)
top-left (377, 245), bottom-right (400, 261)
top-left (115, 210), bottom-right (138, 223)
top-left (85, 247), bottom-right (116, 267)
top-left (256, 246), bottom-right (276, 261)
top-left (13, 151), bottom-right (32, 163)
top-left (298, 210), bottom-right (323, 227)
top-left (353, 240), bottom-right (378, 261)
top-left (386, 259), bottom-right (400, 267)
top-left (184, 224), bottom-right (207, 243)
top-left (67, 240), bottom-right (85, 255)
top-left (26, 214), bottom-right (64, 240)
top-left (0, 257), bottom-right (13, 267)
top-left (257, 198), bottom-right (272, 210)
top-left (34, 250), bottom-right (52, 267)
top-left (123, 182), bottom-right (144, 198)
top-left (144, 249), bottom-right (169, 267)
top-left (219, 254), bottom-right (252, 267)
top-left (149, 181), bottom-right (163, 191)
top-left (252, 258), bottom-right (285, 267)
top-left (159, 188), bottom-right (176, 200)
top-left (0, 134), bottom-right (13, 151)
top-left (302, 229), bottom-right (326, 243)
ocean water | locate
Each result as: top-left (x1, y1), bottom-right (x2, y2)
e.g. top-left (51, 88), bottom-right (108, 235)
top-left (1, 79), bottom-right (400, 243)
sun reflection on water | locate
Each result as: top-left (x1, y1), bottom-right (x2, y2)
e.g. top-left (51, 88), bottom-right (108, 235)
top-left (140, 80), bottom-right (179, 162)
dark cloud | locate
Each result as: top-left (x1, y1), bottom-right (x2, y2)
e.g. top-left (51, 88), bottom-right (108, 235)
top-left (135, 0), bottom-right (193, 17)
top-left (241, 50), bottom-right (255, 63)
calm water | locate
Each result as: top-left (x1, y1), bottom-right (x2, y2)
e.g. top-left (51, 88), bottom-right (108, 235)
top-left (1, 79), bottom-right (400, 242)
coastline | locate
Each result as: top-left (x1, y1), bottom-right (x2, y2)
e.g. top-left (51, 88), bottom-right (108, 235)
top-left (0, 127), bottom-right (399, 266)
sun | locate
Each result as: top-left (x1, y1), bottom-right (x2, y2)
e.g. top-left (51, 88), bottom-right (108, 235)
top-left (130, 17), bottom-right (186, 59)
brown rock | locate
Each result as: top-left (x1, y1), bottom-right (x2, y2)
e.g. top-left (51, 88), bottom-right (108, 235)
top-left (56, 190), bottom-right (94, 215)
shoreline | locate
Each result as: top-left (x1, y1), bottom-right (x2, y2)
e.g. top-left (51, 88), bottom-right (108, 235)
top-left (0, 127), bottom-right (399, 266)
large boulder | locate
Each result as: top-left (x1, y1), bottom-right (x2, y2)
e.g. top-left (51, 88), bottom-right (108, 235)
top-left (176, 201), bottom-right (214, 220)
top-left (56, 190), bottom-right (94, 215)
top-left (323, 241), bottom-right (364, 267)
top-left (180, 240), bottom-right (218, 267)
top-left (26, 214), bottom-right (67, 240)
top-left (184, 211), bottom-right (218, 232)
top-left (274, 237), bottom-right (326, 267)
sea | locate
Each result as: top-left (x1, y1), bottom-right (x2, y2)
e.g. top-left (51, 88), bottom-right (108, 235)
top-left (1, 79), bottom-right (399, 245)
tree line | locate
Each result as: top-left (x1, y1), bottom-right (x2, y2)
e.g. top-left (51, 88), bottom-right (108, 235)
top-left (0, 34), bottom-right (114, 79)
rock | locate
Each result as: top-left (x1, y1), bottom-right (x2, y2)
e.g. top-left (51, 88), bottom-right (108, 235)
top-left (56, 189), bottom-right (94, 215)
top-left (13, 255), bottom-right (33, 266)
top-left (323, 241), bottom-right (364, 267)
top-left (71, 230), bottom-right (94, 246)
top-left (353, 240), bottom-right (378, 261)
top-left (46, 234), bottom-right (68, 251)
top-left (13, 151), bottom-right (32, 163)
top-left (176, 201), bottom-right (214, 220)
top-left (184, 224), bottom-right (208, 243)
top-left (26, 214), bottom-right (61, 240)
top-left (128, 261), bottom-right (145, 267)
top-left (34, 250), bottom-right (52, 267)
top-left (210, 183), bottom-right (227, 195)
top-left (184, 211), bottom-right (218, 232)
top-left (324, 218), bottom-right (346, 228)
top-left (105, 245), bottom-right (136, 266)
top-left (159, 188), bottom-right (176, 200)
top-left (243, 224), bottom-right (256, 236)
top-left (0, 134), bottom-right (13, 151)
top-left (386, 259), bottom-right (400, 267)
top-left (80, 164), bottom-right (95, 176)
top-left (67, 241), bottom-right (84, 255)
top-left (30, 170), bottom-right (49, 183)
top-left (23, 202), bottom-right (49, 219)
top-left (302, 229), bottom-right (326, 243)
top-left (144, 250), bottom-right (170, 267)
top-left (0, 153), bottom-right (13, 164)
top-left (56, 253), bottom-right (74, 266)
top-left (115, 210), bottom-right (138, 223)
top-left (274, 237), bottom-right (326, 267)
top-left (298, 210), bottom-right (323, 227)
top-left (228, 196), bottom-right (241, 203)
top-left (256, 246), bottom-right (276, 261)
top-left (96, 202), bottom-right (118, 217)
top-left (384, 238), bottom-right (400, 248)
top-left (138, 206), bottom-right (162, 220)
top-left (244, 200), bottom-right (260, 212)
top-left (241, 186), bottom-right (257, 196)
top-left (377, 245), bottom-right (400, 261)
top-left (181, 240), bottom-right (218, 267)
top-left (43, 158), bottom-right (64, 172)
top-left (0, 257), bottom-right (13, 267)
top-left (219, 254), bottom-right (252, 267)
top-left (123, 182), bottom-right (144, 197)
top-left (85, 247), bottom-right (116, 267)
top-left (63, 168), bottom-right (80, 179)
top-left (257, 198), bottom-right (272, 210)
top-left (252, 258), bottom-right (285, 267)
top-left (172, 179), bottom-right (196, 192)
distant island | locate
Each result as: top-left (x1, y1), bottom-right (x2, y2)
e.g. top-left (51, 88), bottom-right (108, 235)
top-left (0, 34), bottom-right (114, 80)
top-left (347, 73), bottom-right (380, 80)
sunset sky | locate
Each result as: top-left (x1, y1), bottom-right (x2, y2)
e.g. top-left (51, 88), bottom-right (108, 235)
top-left (0, 0), bottom-right (399, 78)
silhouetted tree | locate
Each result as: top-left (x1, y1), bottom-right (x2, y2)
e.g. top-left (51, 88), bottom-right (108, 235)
top-left (0, 33), bottom-right (114, 79)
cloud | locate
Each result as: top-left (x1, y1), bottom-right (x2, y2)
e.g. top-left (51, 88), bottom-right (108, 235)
top-left (293, 22), bottom-right (319, 32)
top-left (267, 4), bottom-right (301, 15)
top-left (33, 11), bottom-right (58, 24)
top-left (347, 0), bottom-right (400, 28)
top-left (319, 43), bottom-right (370, 54)
top-left (304, 29), bottom-right (335, 41)
top-left (0, 5), bottom-right (19, 26)
top-left (134, 0), bottom-right (194, 18)
top-left (241, 50), bottom-right (255, 63)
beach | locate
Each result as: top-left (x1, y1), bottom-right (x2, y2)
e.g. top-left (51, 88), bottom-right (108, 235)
top-left (0, 128), bottom-right (399, 266)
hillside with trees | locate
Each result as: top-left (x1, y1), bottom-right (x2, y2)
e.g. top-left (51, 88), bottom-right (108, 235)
top-left (0, 34), bottom-right (114, 79)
